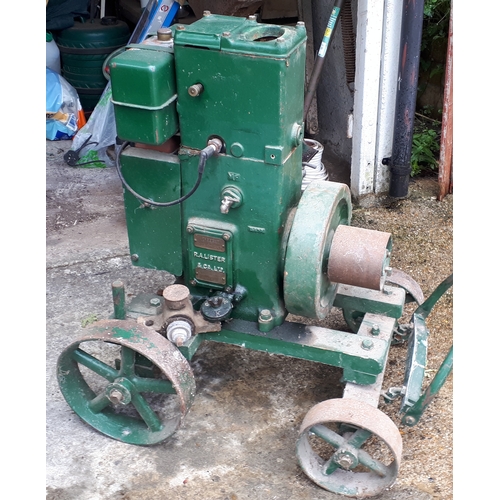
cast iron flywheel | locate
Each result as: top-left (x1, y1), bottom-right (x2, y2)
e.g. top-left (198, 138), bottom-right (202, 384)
top-left (284, 180), bottom-right (352, 319)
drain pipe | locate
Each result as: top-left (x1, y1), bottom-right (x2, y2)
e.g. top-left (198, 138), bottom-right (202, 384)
top-left (388, 0), bottom-right (425, 198)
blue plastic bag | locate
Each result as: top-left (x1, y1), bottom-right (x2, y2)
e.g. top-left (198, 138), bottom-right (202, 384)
top-left (46, 68), bottom-right (83, 140)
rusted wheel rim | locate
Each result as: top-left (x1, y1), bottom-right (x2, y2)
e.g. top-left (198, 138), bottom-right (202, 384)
top-left (57, 319), bottom-right (196, 445)
top-left (296, 398), bottom-right (402, 498)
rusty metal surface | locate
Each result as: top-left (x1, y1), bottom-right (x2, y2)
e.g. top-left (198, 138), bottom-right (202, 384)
top-left (296, 398), bottom-right (402, 497)
top-left (328, 225), bottom-right (392, 290)
top-left (438, 3), bottom-right (453, 201)
top-left (136, 286), bottom-right (221, 336)
top-left (340, 0), bottom-right (356, 89)
top-left (194, 234), bottom-right (226, 253)
top-left (162, 283), bottom-right (191, 310)
top-left (386, 268), bottom-right (425, 305)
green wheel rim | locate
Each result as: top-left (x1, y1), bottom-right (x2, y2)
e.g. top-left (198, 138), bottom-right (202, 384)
top-left (57, 319), bottom-right (196, 445)
top-left (284, 180), bottom-right (352, 319)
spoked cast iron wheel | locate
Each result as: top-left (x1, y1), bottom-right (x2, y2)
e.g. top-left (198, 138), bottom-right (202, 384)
top-left (57, 319), bottom-right (196, 445)
top-left (296, 398), bottom-right (402, 498)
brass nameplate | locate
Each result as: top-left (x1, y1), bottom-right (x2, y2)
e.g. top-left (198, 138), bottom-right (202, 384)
top-left (194, 234), bottom-right (226, 252)
top-left (195, 268), bottom-right (227, 285)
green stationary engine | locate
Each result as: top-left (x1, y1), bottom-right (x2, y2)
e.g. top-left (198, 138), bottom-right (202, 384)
top-left (57, 14), bottom-right (453, 498)
top-left (110, 15), bottom-right (308, 328)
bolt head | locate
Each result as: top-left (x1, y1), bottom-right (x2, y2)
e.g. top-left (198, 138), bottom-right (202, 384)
top-left (157, 28), bottom-right (172, 41)
top-left (259, 309), bottom-right (273, 322)
top-left (361, 338), bottom-right (374, 350)
top-left (337, 455), bottom-right (353, 469)
top-left (404, 415), bottom-right (416, 426)
top-left (109, 389), bottom-right (123, 403)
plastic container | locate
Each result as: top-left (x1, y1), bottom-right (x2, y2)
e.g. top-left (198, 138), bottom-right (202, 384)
top-left (46, 32), bottom-right (61, 75)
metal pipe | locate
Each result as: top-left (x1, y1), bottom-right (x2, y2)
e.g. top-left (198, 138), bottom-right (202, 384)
top-left (112, 280), bottom-right (126, 319)
top-left (303, 0), bottom-right (345, 119)
top-left (389, 0), bottom-right (425, 198)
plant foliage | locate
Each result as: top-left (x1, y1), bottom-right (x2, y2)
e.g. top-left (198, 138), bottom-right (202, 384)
top-left (411, 121), bottom-right (440, 176)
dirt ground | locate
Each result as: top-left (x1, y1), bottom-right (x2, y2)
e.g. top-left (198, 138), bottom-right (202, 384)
top-left (46, 139), bottom-right (453, 500)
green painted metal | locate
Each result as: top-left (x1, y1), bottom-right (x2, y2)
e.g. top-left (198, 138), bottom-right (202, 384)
top-left (400, 313), bottom-right (428, 411)
top-left (400, 274), bottom-right (453, 424)
top-left (179, 318), bottom-right (391, 385)
top-left (401, 346), bottom-right (453, 426)
top-left (334, 284), bottom-right (406, 320)
top-left (174, 15), bottom-right (307, 158)
top-left (172, 15), bottom-right (306, 324)
top-left (119, 148), bottom-right (183, 274)
top-left (284, 180), bottom-right (352, 319)
top-left (112, 280), bottom-right (126, 320)
top-left (179, 149), bottom-right (302, 324)
top-left (109, 15), bottom-right (307, 325)
top-left (109, 46), bottom-right (178, 145)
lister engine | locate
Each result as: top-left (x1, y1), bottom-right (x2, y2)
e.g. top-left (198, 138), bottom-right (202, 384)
top-left (57, 13), bottom-right (453, 499)
top-left (111, 14), bottom-right (313, 330)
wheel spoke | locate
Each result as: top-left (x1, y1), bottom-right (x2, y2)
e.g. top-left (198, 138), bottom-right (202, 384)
top-left (347, 428), bottom-right (372, 448)
top-left (88, 391), bottom-right (112, 413)
top-left (310, 424), bottom-right (344, 448)
top-left (72, 348), bottom-right (118, 381)
top-left (357, 449), bottom-right (391, 477)
top-left (119, 346), bottom-right (136, 377)
top-left (132, 377), bottom-right (176, 394)
top-left (131, 392), bottom-right (163, 432)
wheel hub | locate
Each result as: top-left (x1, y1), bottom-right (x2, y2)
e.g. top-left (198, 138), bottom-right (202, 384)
top-left (106, 378), bottom-right (134, 405)
top-left (332, 449), bottom-right (358, 470)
